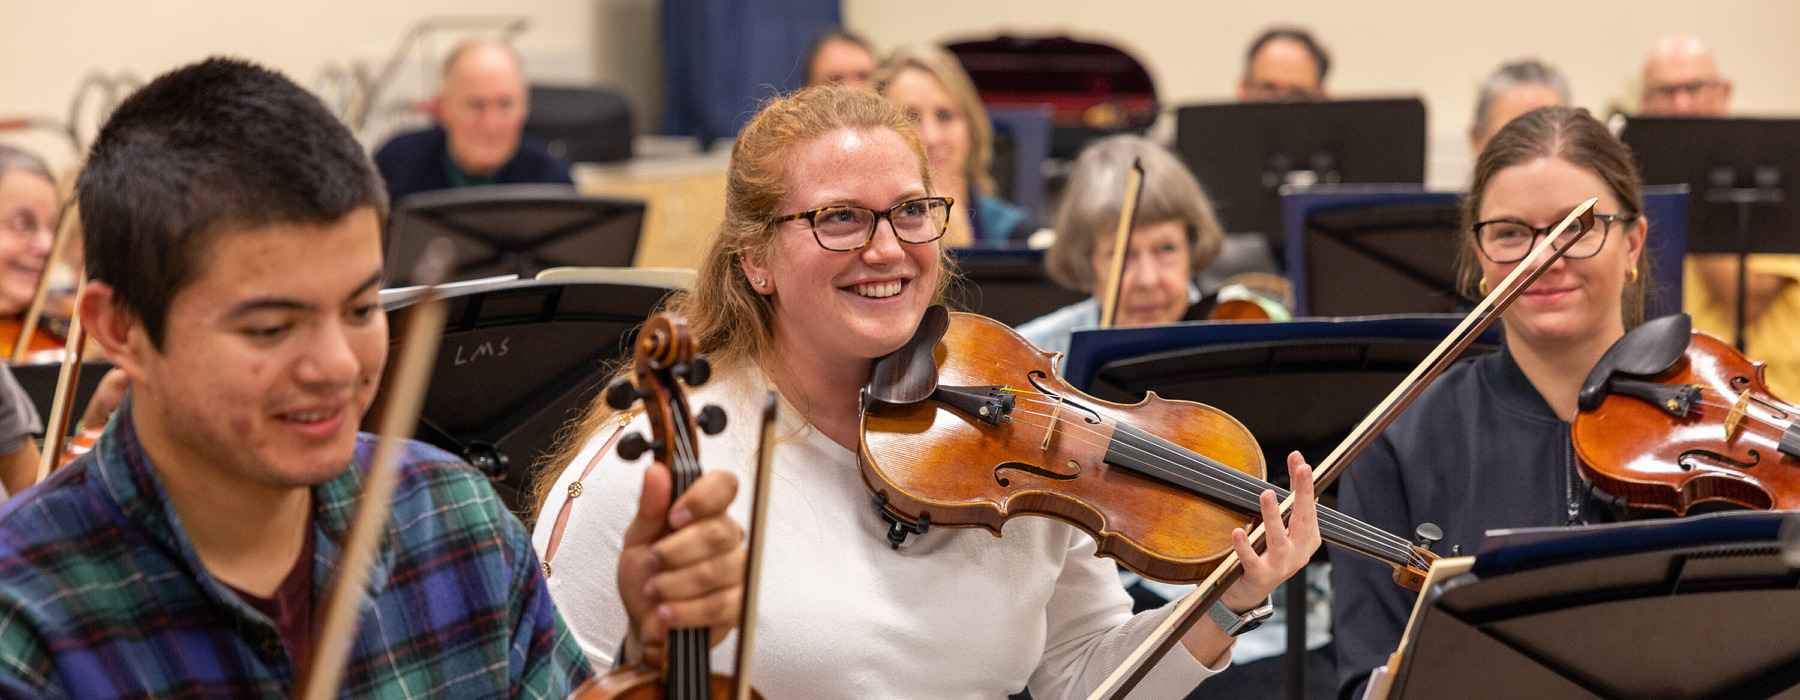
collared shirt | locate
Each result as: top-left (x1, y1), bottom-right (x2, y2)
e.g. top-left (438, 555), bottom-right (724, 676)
top-left (0, 410), bottom-right (591, 699)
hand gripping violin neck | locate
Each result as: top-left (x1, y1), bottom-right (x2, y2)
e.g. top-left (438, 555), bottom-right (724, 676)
top-left (569, 313), bottom-right (764, 700)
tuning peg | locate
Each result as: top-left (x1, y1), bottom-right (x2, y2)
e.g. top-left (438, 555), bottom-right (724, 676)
top-left (605, 378), bottom-right (643, 410)
top-left (1414, 522), bottom-right (1443, 551)
top-left (682, 355), bottom-right (713, 387)
top-left (697, 405), bottom-right (727, 435)
top-left (617, 432), bottom-right (656, 460)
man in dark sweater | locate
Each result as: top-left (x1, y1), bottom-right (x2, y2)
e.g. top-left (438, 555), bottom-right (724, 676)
top-left (373, 39), bottom-right (573, 203)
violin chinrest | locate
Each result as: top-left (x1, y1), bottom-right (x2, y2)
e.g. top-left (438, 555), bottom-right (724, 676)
top-left (1578, 313), bottom-right (1692, 411)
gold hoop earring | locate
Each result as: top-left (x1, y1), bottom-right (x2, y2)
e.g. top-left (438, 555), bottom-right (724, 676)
top-left (1478, 277), bottom-right (1490, 296)
top-left (1625, 268), bottom-right (1639, 285)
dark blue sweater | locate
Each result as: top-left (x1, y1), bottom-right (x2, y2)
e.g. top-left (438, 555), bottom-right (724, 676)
top-left (373, 126), bottom-right (573, 204)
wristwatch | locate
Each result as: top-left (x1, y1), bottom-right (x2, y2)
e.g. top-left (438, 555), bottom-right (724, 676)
top-left (1208, 598), bottom-right (1275, 637)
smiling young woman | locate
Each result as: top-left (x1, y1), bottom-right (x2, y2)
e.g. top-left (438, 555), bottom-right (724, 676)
top-left (531, 86), bottom-right (1320, 699)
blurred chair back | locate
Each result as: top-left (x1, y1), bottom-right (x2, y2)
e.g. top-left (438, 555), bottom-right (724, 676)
top-left (525, 85), bottom-right (634, 163)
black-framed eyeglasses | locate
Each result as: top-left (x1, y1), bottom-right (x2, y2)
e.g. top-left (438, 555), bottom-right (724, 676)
top-left (1644, 79), bottom-right (1724, 102)
top-left (770, 196), bottom-right (954, 252)
top-left (1472, 213), bottom-right (1637, 264)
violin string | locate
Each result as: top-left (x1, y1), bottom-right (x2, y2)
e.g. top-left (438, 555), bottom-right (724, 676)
top-left (989, 399), bottom-right (1422, 568)
top-left (1098, 421), bottom-right (1426, 569)
top-left (998, 397), bottom-right (1420, 563)
top-left (1687, 394), bottom-right (1795, 438)
top-left (667, 402), bottom-right (710, 696)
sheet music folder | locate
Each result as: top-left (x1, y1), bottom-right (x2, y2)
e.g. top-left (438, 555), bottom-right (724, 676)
top-left (1381, 511), bottom-right (1800, 700)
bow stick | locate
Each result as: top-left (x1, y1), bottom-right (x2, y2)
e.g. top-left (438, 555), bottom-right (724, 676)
top-left (298, 239), bottom-right (455, 700)
top-left (1088, 199), bottom-right (1599, 699)
top-left (731, 392), bottom-right (779, 700)
top-left (1097, 158), bottom-right (1145, 330)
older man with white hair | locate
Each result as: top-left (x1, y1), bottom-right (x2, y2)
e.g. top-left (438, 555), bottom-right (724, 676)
top-left (374, 39), bottom-right (573, 203)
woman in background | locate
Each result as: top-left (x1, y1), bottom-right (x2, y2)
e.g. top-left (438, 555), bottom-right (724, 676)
top-left (876, 44), bottom-right (1036, 246)
top-left (1332, 105), bottom-right (1651, 699)
top-left (1015, 134), bottom-right (1226, 357)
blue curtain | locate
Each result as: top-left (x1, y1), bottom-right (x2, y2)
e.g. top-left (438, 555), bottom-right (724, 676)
top-left (660, 0), bottom-right (841, 145)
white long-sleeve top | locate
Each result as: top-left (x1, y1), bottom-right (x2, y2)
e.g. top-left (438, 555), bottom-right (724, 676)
top-left (532, 363), bottom-right (1219, 699)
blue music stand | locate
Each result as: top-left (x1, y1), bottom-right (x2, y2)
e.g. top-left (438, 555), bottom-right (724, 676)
top-left (1280, 184), bottom-right (1688, 319)
top-left (987, 105), bottom-right (1053, 218)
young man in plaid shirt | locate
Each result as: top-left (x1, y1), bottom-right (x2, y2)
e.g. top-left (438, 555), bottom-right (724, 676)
top-left (0, 57), bottom-right (592, 698)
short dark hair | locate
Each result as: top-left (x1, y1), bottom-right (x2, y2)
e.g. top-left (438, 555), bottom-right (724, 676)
top-left (78, 57), bottom-right (387, 348)
top-left (1244, 27), bottom-right (1330, 83)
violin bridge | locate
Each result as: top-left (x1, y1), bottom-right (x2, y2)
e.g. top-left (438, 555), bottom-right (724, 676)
top-left (1726, 393), bottom-right (1749, 441)
top-left (1041, 394), bottom-right (1064, 450)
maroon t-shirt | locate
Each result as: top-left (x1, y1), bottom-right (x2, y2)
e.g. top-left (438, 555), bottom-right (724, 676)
top-left (228, 523), bottom-right (316, 675)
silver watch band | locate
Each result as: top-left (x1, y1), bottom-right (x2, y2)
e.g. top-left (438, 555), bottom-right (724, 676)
top-left (1207, 598), bottom-right (1274, 637)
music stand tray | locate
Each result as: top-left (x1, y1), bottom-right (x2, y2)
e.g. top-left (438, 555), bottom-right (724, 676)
top-left (386, 183), bottom-right (647, 283)
top-left (1174, 98), bottom-right (1426, 244)
top-left (1383, 511), bottom-right (1800, 699)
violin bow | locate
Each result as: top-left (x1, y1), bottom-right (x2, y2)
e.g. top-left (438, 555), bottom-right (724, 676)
top-left (1097, 158), bottom-right (1145, 330)
top-left (1087, 199), bottom-right (1598, 700)
top-left (31, 201), bottom-right (89, 483)
top-left (298, 239), bottom-right (455, 700)
top-left (731, 392), bottom-right (779, 700)
top-left (33, 303), bottom-right (85, 485)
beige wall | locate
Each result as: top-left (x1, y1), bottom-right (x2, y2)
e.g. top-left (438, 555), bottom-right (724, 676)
top-left (847, 0), bottom-right (1800, 187)
top-left (2, 0), bottom-right (648, 174)
top-left (7, 1), bottom-right (1798, 186)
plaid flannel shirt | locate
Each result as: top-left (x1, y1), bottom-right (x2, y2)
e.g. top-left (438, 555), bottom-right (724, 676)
top-left (0, 411), bottom-right (591, 698)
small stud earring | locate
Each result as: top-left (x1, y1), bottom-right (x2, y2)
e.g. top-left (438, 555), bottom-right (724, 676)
top-left (754, 278), bottom-right (767, 288)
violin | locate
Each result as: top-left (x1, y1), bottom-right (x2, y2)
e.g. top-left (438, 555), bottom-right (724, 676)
top-left (1573, 313), bottom-right (1800, 514)
top-left (0, 317), bottom-right (65, 362)
top-left (859, 306), bottom-right (1434, 590)
top-left (568, 313), bottom-right (765, 700)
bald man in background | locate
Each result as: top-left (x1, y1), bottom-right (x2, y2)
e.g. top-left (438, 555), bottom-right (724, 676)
top-left (1641, 35), bottom-right (1800, 397)
top-left (374, 39), bottom-right (573, 203)
top-left (1238, 27), bottom-right (1330, 102)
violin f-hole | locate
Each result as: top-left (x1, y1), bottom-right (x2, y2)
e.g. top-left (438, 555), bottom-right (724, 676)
top-left (994, 460), bottom-right (1083, 487)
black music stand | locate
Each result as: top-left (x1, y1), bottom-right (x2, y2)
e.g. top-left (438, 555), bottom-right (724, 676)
top-left (1063, 314), bottom-right (1502, 700)
top-left (1173, 99), bottom-right (1426, 253)
top-left (369, 275), bottom-right (680, 515)
top-left (1382, 511), bottom-right (1800, 699)
top-left (1620, 116), bottom-right (1800, 350)
top-left (12, 360), bottom-right (114, 437)
top-left (386, 184), bottom-right (647, 283)
top-left (949, 245), bottom-right (1088, 327)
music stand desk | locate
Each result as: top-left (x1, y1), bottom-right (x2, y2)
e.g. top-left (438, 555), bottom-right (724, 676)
top-left (1383, 511), bottom-right (1800, 699)
top-left (386, 183), bottom-right (647, 283)
top-left (371, 275), bottom-right (682, 515)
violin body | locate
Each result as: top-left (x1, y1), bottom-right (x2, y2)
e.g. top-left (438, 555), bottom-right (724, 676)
top-left (1574, 329), bottom-right (1800, 515)
top-left (0, 317), bottom-right (65, 362)
top-left (861, 312), bottom-right (1266, 584)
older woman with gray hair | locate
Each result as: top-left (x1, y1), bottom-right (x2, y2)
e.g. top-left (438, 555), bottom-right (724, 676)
top-left (1015, 134), bottom-right (1228, 357)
